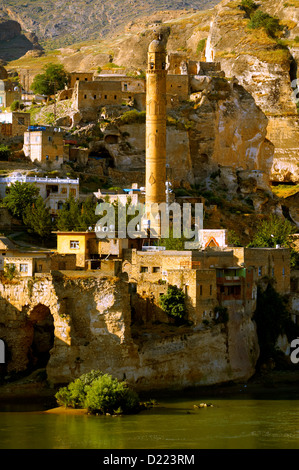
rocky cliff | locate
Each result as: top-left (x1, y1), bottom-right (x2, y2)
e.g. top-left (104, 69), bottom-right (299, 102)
top-left (0, 16), bottom-right (43, 61)
top-left (0, 272), bottom-right (259, 390)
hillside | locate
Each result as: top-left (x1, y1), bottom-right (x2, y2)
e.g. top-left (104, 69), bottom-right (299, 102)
top-left (0, 0), bottom-right (219, 50)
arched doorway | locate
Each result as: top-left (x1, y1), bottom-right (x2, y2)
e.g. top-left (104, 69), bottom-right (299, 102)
top-left (27, 304), bottom-right (54, 371)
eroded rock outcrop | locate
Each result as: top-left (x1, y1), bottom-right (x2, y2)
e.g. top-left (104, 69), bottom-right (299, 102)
top-left (0, 272), bottom-right (259, 390)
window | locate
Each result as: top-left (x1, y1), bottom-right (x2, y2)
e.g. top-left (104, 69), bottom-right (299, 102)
top-left (48, 136), bottom-right (52, 142)
top-left (70, 240), bottom-right (79, 249)
top-left (153, 267), bottom-right (161, 273)
top-left (20, 264), bottom-right (28, 273)
top-left (94, 95), bottom-right (96, 99)
top-left (200, 285), bottom-right (203, 296)
top-left (104, 95), bottom-right (107, 99)
top-left (70, 188), bottom-right (76, 196)
top-left (55, 155), bottom-right (59, 161)
top-left (18, 118), bottom-right (25, 125)
top-left (46, 155), bottom-right (49, 160)
top-left (282, 267), bottom-right (285, 276)
top-left (210, 285), bottom-right (212, 295)
top-left (84, 94), bottom-right (87, 99)
top-left (114, 95), bottom-right (117, 100)
top-left (258, 266), bottom-right (262, 276)
top-left (61, 187), bottom-right (67, 194)
top-left (124, 84), bottom-right (128, 90)
top-left (140, 266), bottom-right (148, 273)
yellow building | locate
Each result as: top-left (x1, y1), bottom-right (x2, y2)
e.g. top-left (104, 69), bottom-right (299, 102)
top-left (55, 231), bottom-right (96, 269)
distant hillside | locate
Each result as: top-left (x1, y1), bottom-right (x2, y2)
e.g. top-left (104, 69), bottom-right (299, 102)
top-left (0, 0), bottom-right (219, 50)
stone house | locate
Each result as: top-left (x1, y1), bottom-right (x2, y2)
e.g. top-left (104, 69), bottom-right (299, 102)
top-left (0, 235), bottom-right (76, 276)
top-left (123, 245), bottom-right (291, 326)
top-left (94, 183), bottom-right (145, 206)
top-left (23, 127), bottom-right (65, 169)
top-left (0, 80), bottom-right (22, 108)
top-left (55, 231), bottom-right (142, 270)
top-left (69, 71), bottom-right (94, 89)
top-left (0, 111), bottom-right (30, 137)
top-left (73, 79), bottom-right (146, 121)
top-left (233, 247), bottom-right (291, 295)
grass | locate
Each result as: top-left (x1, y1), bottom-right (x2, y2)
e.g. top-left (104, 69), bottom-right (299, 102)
top-left (271, 184), bottom-right (299, 199)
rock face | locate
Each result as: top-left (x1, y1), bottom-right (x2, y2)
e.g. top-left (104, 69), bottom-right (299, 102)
top-left (0, 19), bottom-right (21, 41)
top-left (203, 0), bottom-right (299, 183)
top-left (0, 272), bottom-right (259, 390)
top-left (0, 16), bottom-right (43, 61)
top-left (96, 76), bottom-right (274, 192)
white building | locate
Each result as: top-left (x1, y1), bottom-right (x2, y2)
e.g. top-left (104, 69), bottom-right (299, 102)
top-left (0, 173), bottom-right (79, 215)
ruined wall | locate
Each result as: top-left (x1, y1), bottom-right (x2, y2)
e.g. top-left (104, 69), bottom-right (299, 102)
top-left (0, 272), bottom-right (259, 390)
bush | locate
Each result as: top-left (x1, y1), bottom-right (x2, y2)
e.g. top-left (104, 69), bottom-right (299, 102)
top-left (3, 263), bottom-right (17, 281)
top-left (248, 10), bottom-right (283, 37)
top-left (10, 100), bottom-right (20, 111)
top-left (159, 285), bottom-right (186, 322)
top-left (239, 0), bottom-right (258, 17)
top-left (0, 145), bottom-right (11, 161)
top-left (55, 370), bottom-right (141, 415)
top-left (119, 110), bottom-right (146, 124)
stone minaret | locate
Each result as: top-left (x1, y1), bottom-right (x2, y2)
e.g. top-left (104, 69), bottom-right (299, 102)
top-left (145, 32), bottom-right (168, 236)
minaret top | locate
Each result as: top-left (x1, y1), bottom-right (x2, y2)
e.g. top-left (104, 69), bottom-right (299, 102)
top-left (148, 37), bottom-right (165, 53)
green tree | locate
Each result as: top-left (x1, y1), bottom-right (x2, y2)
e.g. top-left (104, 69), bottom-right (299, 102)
top-left (239, 0), bottom-right (258, 18)
top-left (10, 100), bottom-right (20, 111)
top-left (0, 145), bottom-right (11, 161)
top-left (4, 182), bottom-right (39, 219)
top-left (78, 196), bottom-right (99, 231)
top-left (56, 196), bottom-right (98, 232)
top-left (56, 195), bottom-right (81, 231)
top-left (23, 196), bottom-right (53, 239)
top-left (248, 215), bottom-right (298, 268)
top-left (3, 263), bottom-right (17, 281)
top-left (30, 63), bottom-right (70, 98)
top-left (248, 10), bottom-right (283, 37)
top-left (55, 370), bottom-right (140, 415)
top-left (159, 285), bottom-right (186, 322)
top-left (254, 283), bottom-right (299, 365)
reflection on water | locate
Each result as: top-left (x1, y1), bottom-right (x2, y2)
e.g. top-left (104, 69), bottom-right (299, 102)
top-left (1, 393), bottom-right (299, 449)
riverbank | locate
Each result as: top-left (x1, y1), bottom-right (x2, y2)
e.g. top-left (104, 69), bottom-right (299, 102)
top-left (1, 368), bottom-right (299, 412)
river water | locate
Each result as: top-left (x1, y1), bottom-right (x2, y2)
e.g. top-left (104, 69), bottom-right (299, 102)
top-left (1, 388), bottom-right (299, 449)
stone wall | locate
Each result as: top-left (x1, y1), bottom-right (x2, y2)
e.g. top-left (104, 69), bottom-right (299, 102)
top-left (0, 271), bottom-right (259, 390)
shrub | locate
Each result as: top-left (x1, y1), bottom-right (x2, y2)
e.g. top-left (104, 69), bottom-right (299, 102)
top-left (0, 145), bottom-right (11, 161)
top-left (55, 370), bottom-right (141, 415)
top-left (214, 306), bottom-right (229, 324)
top-left (248, 10), bottom-right (283, 37)
top-left (196, 38), bottom-right (207, 54)
top-left (3, 263), bottom-right (17, 281)
top-left (10, 100), bottom-right (20, 111)
top-left (159, 285), bottom-right (186, 322)
top-left (239, 0), bottom-right (258, 17)
top-left (119, 110), bottom-right (146, 124)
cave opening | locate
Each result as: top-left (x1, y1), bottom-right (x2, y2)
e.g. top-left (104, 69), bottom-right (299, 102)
top-left (27, 304), bottom-right (54, 372)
